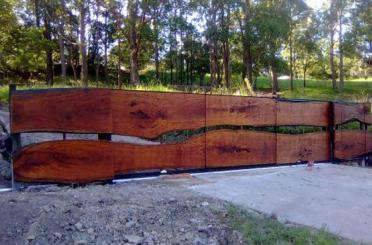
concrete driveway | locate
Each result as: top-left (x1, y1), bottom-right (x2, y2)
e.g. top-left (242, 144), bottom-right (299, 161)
top-left (188, 163), bottom-right (372, 243)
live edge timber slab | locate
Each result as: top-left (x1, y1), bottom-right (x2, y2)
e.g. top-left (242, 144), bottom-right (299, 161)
top-left (112, 90), bottom-right (206, 138)
top-left (206, 95), bottom-right (276, 127)
top-left (335, 130), bottom-right (366, 160)
top-left (206, 130), bottom-right (276, 167)
top-left (14, 136), bottom-right (206, 183)
top-left (276, 100), bottom-right (329, 126)
top-left (11, 89), bottom-right (112, 134)
top-left (276, 132), bottom-right (330, 164)
top-left (10, 88), bottom-right (372, 184)
top-left (334, 102), bottom-right (371, 125)
top-left (13, 140), bottom-right (114, 183)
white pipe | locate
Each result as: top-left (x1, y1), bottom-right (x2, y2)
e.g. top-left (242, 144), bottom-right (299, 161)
top-left (0, 188), bottom-right (12, 193)
top-left (191, 162), bottom-right (330, 177)
top-left (113, 176), bottom-right (158, 184)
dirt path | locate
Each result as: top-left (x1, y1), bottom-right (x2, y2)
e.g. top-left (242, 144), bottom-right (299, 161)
top-left (0, 178), bottom-right (243, 245)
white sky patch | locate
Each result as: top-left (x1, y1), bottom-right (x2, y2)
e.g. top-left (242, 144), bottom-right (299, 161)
top-left (305, 0), bottom-right (328, 10)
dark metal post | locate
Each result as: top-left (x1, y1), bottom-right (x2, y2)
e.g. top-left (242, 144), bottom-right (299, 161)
top-left (98, 133), bottom-right (111, 141)
top-left (329, 102), bottom-right (335, 163)
top-left (9, 84), bottom-right (21, 189)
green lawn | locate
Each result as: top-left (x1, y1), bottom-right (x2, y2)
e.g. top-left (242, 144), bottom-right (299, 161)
top-left (256, 77), bottom-right (372, 102)
top-left (224, 205), bottom-right (353, 245)
top-left (1, 76), bottom-right (371, 104)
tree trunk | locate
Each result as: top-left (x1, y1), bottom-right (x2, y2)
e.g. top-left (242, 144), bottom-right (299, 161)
top-left (104, 11), bottom-right (108, 83)
top-left (209, 40), bottom-right (217, 86)
top-left (94, 1), bottom-right (100, 83)
top-left (34, 0), bottom-right (41, 27)
top-left (43, 5), bottom-right (53, 86)
top-left (117, 40), bottom-right (122, 87)
top-left (303, 67), bottom-right (306, 87)
top-left (154, 20), bottom-right (160, 80)
top-left (79, 0), bottom-right (88, 86)
top-left (241, 0), bottom-right (253, 90)
top-left (289, 5), bottom-right (294, 91)
top-left (129, 49), bottom-right (140, 85)
top-left (270, 63), bottom-right (278, 95)
top-left (69, 46), bottom-right (78, 80)
top-left (222, 5), bottom-right (231, 88)
top-left (330, 0), bottom-right (337, 90)
top-left (339, 8), bottom-right (344, 92)
top-left (223, 41), bottom-right (231, 88)
top-left (59, 0), bottom-right (66, 82)
top-left (128, 0), bottom-right (140, 85)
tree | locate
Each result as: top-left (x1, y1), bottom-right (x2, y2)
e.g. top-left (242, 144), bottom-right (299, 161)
top-left (238, 0), bottom-right (254, 89)
top-left (79, 0), bottom-right (88, 86)
top-left (328, 0), bottom-right (337, 90)
top-left (42, 0), bottom-right (54, 85)
top-left (126, 0), bottom-right (150, 85)
top-left (254, 0), bottom-right (290, 95)
top-left (57, 0), bottom-right (67, 81)
top-left (286, 0), bottom-right (308, 90)
top-left (295, 14), bottom-right (320, 87)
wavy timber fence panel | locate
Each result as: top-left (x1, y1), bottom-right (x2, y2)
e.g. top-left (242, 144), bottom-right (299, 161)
top-left (334, 102), bottom-right (371, 160)
top-left (10, 87), bottom-right (372, 183)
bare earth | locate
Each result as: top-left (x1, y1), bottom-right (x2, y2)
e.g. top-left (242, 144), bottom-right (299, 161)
top-left (0, 179), bottom-right (244, 245)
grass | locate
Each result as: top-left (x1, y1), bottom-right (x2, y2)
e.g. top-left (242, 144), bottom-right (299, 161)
top-left (1, 75), bottom-right (371, 104)
top-left (224, 205), bottom-right (353, 245)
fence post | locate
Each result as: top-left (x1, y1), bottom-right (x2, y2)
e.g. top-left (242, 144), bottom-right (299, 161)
top-left (329, 101), bottom-right (335, 163)
top-left (98, 133), bottom-right (111, 141)
top-left (9, 84), bottom-right (21, 189)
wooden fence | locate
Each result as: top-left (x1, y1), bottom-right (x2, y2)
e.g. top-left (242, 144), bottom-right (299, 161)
top-left (10, 87), bottom-right (372, 183)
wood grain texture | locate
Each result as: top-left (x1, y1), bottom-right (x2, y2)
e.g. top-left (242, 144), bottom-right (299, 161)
top-left (335, 130), bottom-right (366, 160)
top-left (14, 136), bottom-right (205, 183)
top-left (277, 101), bottom-right (329, 126)
top-left (206, 130), bottom-right (276, 167)
top-left (14, 140), bottom-right (114, 183)
top-left (112, 90), bottom-right (206, 138)
top-left (334, 103), bottom-right (371, 125)
top-left (367, 132), bottom-right (372, 154)
top-left (277, 132), bottom-right (330, 164)
top-left (11, 89), bottom-right (112, 133)
top-left (206, 95), bottom-right (276, 127)
top-left (114, 134), bottom-right (205, 173)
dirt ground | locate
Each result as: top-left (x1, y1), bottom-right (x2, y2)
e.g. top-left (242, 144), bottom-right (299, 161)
top-left (0, 178), bottom-right (244, 245)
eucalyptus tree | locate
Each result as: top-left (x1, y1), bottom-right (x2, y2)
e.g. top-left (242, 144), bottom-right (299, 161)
top-left (78, 0), bottom-right (88, 86)
top-left (349, 0), bottom-right (372, 78)
top-left (286, 0), bottom-right (309, 90)
top-left (294, 13), bottom-right (321, 87)
top-left (236, 0), bottom-right (254, 88)
top-left (254, 0), bottom-right (290, 94)
top-left (328, 0), bottom-right (337, 90)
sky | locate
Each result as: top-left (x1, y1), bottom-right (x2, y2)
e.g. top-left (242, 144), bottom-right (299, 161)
top-left (306, 0), bottom-right (327, 10)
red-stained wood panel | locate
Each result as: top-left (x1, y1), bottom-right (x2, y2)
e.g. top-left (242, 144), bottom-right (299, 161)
top-left (14, 140), bottom-right (114, 183)
top-left (367, 132), bottom-right (372, 154)
top-left (335, 130), bottom-right (366, 160)
top-left (277, 101), bottom-right (329, 126)
top-left (11, 89), bottom-right (112, 133)
top-left (114, 135), bottom-right (205, 174)
top-left (206, 130), bottom-right (276, 167)
top-left (112, 90), bottom-right (206, 138)
top-left (14, 136), bottom-right (205, 183)
top-left (334, 102), bottom-right (371, 125)
top-left (206, 95), bottom-right (276, 127)
top-left (277, 132), bottom-right (330, 164)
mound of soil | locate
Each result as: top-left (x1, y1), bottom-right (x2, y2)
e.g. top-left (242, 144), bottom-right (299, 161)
top-left (0, 180), bottom-right (244, 244)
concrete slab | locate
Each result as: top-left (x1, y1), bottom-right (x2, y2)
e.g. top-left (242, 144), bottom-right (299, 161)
top-left (188, 164), bottom-right (372, 243)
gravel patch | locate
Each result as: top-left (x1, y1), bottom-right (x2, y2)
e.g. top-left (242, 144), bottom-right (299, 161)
top-left (0, 179), bottom-right (244, 244)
